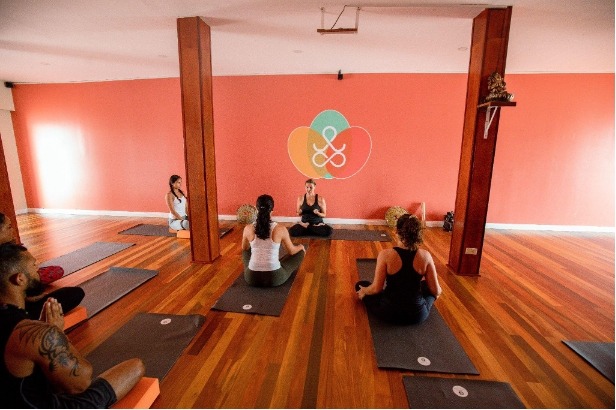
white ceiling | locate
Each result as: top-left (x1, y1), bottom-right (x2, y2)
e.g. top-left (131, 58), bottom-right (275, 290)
top-left (0, 0), bottom-right (613, 84)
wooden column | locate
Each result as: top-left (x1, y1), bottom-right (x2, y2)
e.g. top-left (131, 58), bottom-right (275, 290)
top-left (448, 7), bottom-right (512, 276)
top-left (177, 17), bottom-right (220, 263)
top-left (0, 135), bottom-right (20, 244)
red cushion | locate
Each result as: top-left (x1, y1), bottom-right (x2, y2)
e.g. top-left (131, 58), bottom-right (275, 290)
top-left (38, 266), bottom-right (64, 284)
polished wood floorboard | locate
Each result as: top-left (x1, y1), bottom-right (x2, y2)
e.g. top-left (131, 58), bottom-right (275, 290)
top-left (16, 214), bottom-right (615, 408)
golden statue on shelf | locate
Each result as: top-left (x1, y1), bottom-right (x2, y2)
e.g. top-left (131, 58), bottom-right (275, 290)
top-left (485, 72), bottom-right (514, 102)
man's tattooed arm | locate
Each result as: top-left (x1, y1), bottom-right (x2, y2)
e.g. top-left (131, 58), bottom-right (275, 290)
top-left (18, 322), bottom-right (80, 374)
top-left (15, 321), bottom-right (92, 393)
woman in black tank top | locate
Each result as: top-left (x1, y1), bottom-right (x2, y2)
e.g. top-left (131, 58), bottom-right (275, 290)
top-left (289, 179), bottom-right (333, 237)
top-left (355, 214), bottom-right (442, 325)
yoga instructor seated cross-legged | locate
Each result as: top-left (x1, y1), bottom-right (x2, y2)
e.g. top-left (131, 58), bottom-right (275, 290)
top-left (242, 195), bottom-right (305, 287)
top-left (288, 179), bottom-right (333, 237)
top-left (0, 213), bottom-right (84, 321)
top-left (0, 242), bottom-right (145, 408)
top-left (356, 214), bottom-right (442, 325)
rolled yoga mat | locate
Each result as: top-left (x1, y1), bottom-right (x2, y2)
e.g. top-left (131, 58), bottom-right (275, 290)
top-left (39, 242), bottom-right (134, 277)
top-left (563, 341), bottom-right (615, 383)
top-left (356, 258), bottom-right (478, 374)
top-left (403, 376), bottom-right (525, 408)
top-left (290, 228), bottom-right (391, 241)
top-left (119, 223), bottom-right (233, 238)
top-left (86, 313), bottom-right (205, 381)
top-left (212, 245), bottom-right (308, 317)
top-left (79, 267), bottom-right (158, 318)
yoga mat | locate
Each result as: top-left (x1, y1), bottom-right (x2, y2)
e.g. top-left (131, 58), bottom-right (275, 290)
top-left (211, 271), bottom-right (298, 316)
top-left (290, 228), bottom-right (391, 241)
top-left (356, 259), bottom-right (478, 374)
top-left (212, 245), bottom-right (307, 316)
top-left (86, 313), bottom-right (205, 381)
top-left (120, 223), bottom-right (233, 238)
top-left (563, 340), bottom-right (615, 383)
top-left (79, 267), bottom-right (158, 318)
top-left (331, 229), bottom-right (391, 241)
top-left (403, 376), bottom-right (525, 408)
top-left (39, 242), bottom-right (134, 277)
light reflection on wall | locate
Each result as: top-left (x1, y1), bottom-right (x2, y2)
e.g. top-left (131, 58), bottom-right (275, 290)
top-left (33, 125), bottom-right (84, 207)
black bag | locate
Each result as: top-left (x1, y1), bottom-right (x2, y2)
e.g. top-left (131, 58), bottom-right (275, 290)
top-left (443, 211), bottom-right (454, 232)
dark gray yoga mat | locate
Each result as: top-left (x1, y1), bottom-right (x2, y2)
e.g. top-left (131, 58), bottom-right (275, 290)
top-left (403, 376), bottom-right (525, 408)
top-left (39, 242), bottom-right (134, 277)
top-left (356, 259), bottom-right (478, 374)
top-left (79, 267), bottom-right (157, 318)
top-left (119, 223), bottom-right (233, 238)
top-left (86, 312), bottom-right (205, 380)
top-left (211, 271), bottom-right (298, 316)
top-left (291, 228), bottom-right (391, 241)
top-left (212, 245), bottom-right (307, 316)
top-left (563, 340), bottom-right (615, 383)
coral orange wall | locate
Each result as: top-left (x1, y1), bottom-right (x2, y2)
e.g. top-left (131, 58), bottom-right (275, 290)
top-left (10, 73), bottom-right (615, 226)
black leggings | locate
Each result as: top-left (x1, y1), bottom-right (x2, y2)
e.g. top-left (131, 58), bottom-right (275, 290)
top-left (289, 223), bottom-right (333, 237)
top-left (355, 280), bottom-right (435, 325)
top-left (26, 287), bottom-right (85, 320)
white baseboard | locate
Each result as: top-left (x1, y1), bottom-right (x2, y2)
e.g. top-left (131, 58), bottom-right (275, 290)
top-left (25, 208), bottom-right (614, 232)
top-left (28, 208), bottom-right (168, 218)
top-left (486, 223), bottom-right (615, 233)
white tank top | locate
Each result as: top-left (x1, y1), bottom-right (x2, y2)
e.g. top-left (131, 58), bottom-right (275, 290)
top-left (248, 222), bottom-right (282, 271)
top-left (169, 195), bottom-right (187, 219)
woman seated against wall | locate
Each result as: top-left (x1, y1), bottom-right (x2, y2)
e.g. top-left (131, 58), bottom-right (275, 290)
top-left (166, 174), bottom-right (189, 231)
top-left (288, 179), bottom-right (333, 237)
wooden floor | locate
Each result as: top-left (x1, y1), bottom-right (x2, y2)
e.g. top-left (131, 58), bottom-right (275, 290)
top-left (16, 213), bottom-right (615, 408)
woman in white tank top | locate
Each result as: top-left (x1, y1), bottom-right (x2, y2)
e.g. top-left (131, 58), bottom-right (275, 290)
top-left (241, 194), bottom-right (306, 287)
top-left (166, 175), bottom-right (189, 231)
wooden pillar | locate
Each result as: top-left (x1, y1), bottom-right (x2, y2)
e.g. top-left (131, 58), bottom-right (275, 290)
top-left (177, 17), bottom-right (220, 263)
top-left (448, 7), bottom-right (512, 276)
top-left (0, 135), bottom-right (20, 243)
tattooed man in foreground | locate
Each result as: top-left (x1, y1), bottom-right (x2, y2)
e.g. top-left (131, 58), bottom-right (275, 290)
top-left (0, 242), bottom-right (145, 408)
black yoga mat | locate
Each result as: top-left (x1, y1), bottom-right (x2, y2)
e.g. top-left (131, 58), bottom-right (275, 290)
top-left (39, 242), bottom-right (134, 277)
top-left (79, 267), bottom-right (157, 318)
top-left (86, 313), bottom-right (205, 380)
top-left (356, 259), bottom-right (478, 374)
top-left (212, 245), bottom-right (307, 316)
top-left (403, 376), bottom-right (525, 408)
top-left (563, 340), bottom-right (615, 383)
top-left (290, 228), bottom-right (391, 241)
top-left (119, 223), bottom-right (233, 238)
top-left (211, 271), bottom-right (298, 316)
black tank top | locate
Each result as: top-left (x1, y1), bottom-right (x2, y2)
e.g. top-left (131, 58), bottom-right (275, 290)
top-left (300, 194), bottom-right (324, 225)
top-left (0, 304), bottom-right (55, 408)
top-left (382, 247), bottom-right (427, 312)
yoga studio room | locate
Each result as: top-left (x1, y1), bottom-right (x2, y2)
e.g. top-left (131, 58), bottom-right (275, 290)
top-left (0, 0), bottom-right (613, 408)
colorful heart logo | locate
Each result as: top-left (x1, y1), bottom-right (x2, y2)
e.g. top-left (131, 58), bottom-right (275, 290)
top-left (288, 110), bottom-right (372, 179)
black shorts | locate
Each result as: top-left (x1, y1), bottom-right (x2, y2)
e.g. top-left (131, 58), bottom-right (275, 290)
top-left (51, 378), bottom-right (117, 409)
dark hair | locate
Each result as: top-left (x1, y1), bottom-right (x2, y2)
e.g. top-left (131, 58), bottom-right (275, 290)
top-left (396, 214), bottom-right (423, 250)
top-left (169, 175), bottom-right (186, 201)
top-left (305, 179), bottom-right (316, 186)
top-left (0, 242), bottom-right (28, 292)
top-left (0, 213), bottom-right (5, 224)
top-left (254, 195), bottom-right (274, 240)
